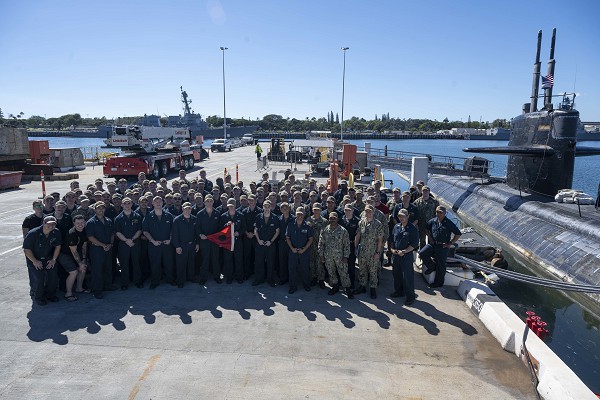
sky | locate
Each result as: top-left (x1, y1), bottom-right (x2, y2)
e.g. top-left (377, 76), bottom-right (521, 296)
top-left (1, 0), bottom-right (599, 123)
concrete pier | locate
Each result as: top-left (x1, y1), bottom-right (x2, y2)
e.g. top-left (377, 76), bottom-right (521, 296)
top-left (0, 145), bottom-right (536, 399)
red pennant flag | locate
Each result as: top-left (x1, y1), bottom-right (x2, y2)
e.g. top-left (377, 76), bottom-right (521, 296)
top-left (207, 223), bottom-right (235, 251)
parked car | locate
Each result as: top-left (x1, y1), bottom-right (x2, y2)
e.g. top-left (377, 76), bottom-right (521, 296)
top-left (211, 139), bottom-right (232, 152)
top-left (241, 133), bottom-right (254, 145)
top-left (230, 138), bottom-right (244, 148)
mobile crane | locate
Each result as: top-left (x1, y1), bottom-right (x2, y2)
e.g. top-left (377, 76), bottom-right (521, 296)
top-left (103, 125), bottom-right (207, 179)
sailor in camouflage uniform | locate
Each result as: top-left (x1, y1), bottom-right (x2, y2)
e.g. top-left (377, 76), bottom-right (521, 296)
top-left (307, 203), bottom-right (328, 288)
top-left (318, 213), bottom-right (353, 299)
top-left (351, 190), bottom-right (366, 214)
top-left (414, 186), bottom-right (439, 249)
top-left (354, 204), bottom-right (384, 299)
top-left (364, 195), bottom-right (389, 271)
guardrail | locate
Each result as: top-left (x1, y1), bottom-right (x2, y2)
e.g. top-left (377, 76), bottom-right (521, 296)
top-left (357, 146), bottom-right (495, 179)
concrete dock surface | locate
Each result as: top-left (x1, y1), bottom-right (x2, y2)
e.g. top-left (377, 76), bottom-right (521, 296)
top-left (0, 145), bottom-right (536, 399)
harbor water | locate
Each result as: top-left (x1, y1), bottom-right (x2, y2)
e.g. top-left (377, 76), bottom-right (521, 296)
top-left (32, 136), bottom-right (600, 393)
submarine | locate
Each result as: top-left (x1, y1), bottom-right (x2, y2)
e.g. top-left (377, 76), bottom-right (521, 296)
top-left (423, 29), bottom-right (600, 313)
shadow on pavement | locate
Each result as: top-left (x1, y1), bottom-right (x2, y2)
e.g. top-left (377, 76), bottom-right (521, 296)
top-left (26, 269), bottom-right (476, 344)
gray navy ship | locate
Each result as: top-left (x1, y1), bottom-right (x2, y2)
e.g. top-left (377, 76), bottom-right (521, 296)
top-left (137, 87), bottom-right (258, 139)
top-left (424, 29), bottom-right (600, 313)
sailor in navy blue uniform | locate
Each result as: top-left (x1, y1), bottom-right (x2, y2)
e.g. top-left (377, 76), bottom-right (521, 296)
top-left (241, 195), bottom-right (262, 280)
top-left (390, 209), bottom-right (419, 305)
top-left (220, 199), bottom-right (246, 284)
top-left (196, 195), bottom-right (222, 284)
top-left (392, 191), bottom-right (419, 225)
top-left (172, 202), bottom-right (198, 288)
top-left (252, 200), bottom-right (280, 286)
top-left (277, 202), bottom-right (293, 285)
top-left (142, 196), bottom-right (174, 289)
top-left (23, 216), bottom-right (62, 305)
top-left (85, 201), bottom-right (115, 298)
top-left (418, 205), bottom-right (461, 288)
top-left (114, 197), bottom-right (143, 289)
top-left (286, 208), bottom-right (313, 293)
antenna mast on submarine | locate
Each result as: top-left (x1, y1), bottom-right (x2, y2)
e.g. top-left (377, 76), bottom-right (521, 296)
top-left (529, 30), bottom-right (542, 112)
top-left (543, 28), bottom-right (557, 110)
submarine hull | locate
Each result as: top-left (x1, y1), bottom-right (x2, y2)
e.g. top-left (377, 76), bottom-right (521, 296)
top-left (426, 173), bottom-right (600, 314)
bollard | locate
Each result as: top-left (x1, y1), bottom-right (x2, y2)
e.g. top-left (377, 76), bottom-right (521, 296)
top-left (525, 311), bottom-right (536, 329)
top-left (536, 321), bottom-right (548, 339)
top-left (41, 170), bottom-right (46, 198)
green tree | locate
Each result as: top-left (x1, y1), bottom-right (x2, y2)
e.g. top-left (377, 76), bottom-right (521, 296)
top-left (260, 114), bottom-right (284, 131)
top-left (27, 115), bottom-right (45, 128)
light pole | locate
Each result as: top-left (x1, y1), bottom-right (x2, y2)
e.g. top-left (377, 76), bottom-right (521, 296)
top-left (220, 46), bottom-right (228, 139)
top-left (341, 47), bottom-right (349, 141)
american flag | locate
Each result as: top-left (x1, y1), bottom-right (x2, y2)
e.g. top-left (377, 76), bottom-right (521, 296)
top-left (541, 74), bottom-right (554, 89)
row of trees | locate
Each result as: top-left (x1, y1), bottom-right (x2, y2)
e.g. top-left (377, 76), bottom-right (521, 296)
top-left (1, 107), bottom-right (510, 133)
top-left (229, 114), bottom-right (510, 132)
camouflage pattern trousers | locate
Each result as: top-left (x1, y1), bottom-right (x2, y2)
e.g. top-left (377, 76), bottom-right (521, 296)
top-left (310, 247), bottom-right (326, 281)
top-left (358, 252), bottom-right (379, 288)
top-left (325, 257), bottom-right (351, 288)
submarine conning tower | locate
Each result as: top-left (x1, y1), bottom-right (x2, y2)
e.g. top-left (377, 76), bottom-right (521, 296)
top-left (509, 28), bottom-right (578, 196)
top-left (507, 107), bottom-right (579, 196)
top-left (464, 28), bottom-right (600, 197)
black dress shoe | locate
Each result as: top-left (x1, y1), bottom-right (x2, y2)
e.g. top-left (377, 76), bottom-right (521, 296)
top-left (390, 291), bottom-right (404, 298)
top-left (136, 283), bottom-right (144, 289)
top-left (198, 279), bottom-right (207, 285)
top-left (353, 286), bottom-right (366, 295)
top-left (428, 282), bottom-right (443, 289)
top-left (370, 288), bottom-right (377, 299)
top-left (214, 277), bottom-right (222, 284)
top-left (149, 284), bottom-right (158, 290)
top-left (251, 280), bottom-right (263, 286)
top-left (269, 281), bottom-right (277, 287)
top-left (288, 288), bottom-right (297, 294)
top-left (345, 287), bottom-right (354, 299)
top-left (93, 292), bottom-right (104, 299)
top-left (47, 296), bottom-right (60, 302)
top-left (36, 299), bottom-right (48, 306)
top-left (121, 285), bottom-right (128, 291)
top-left (237, 279), bottom-right (244, 284)
top-left (178, 283), bottom-right (184, 288)
top-left (304, 285), bottom-right (311, 292)
top-left (328, 285), bottom-right (339, 295)
top-left (405, 298), bottom-right (415, 306)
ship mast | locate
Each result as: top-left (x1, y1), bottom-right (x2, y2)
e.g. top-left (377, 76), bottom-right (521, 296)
top-left (543, 28), bottom-right (557, 110)
top-left (180, 86), bottom-right (193, 116)
top-left (529, 30), bottom-right (542, 112)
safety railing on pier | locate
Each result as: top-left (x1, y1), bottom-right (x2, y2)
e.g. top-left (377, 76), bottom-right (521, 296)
top-left (356, 145), bottom-right (495, 179)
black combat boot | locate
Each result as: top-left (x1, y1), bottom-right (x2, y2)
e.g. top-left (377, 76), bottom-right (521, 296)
top-left (345, 287), bottom-right (354, 299)
top-left (353, 285), bottom-right (366, 295)
top-left (328, 285), bottom-right (339, 295)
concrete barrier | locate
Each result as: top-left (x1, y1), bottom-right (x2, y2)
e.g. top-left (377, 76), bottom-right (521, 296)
top-left (457, 280), bottom-right (597, 400)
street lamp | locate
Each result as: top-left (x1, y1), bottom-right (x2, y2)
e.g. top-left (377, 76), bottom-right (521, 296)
top-left (220, 46), bottom-right (228, 139)
top-left (341, 47), bottom-right (349, 141)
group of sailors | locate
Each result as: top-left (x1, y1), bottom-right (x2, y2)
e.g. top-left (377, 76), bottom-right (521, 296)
top-left (22, 168), bottom-right (461, 307)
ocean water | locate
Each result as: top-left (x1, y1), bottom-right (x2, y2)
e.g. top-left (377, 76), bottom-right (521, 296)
top-left (32, 136), bottom-right (600, 393)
